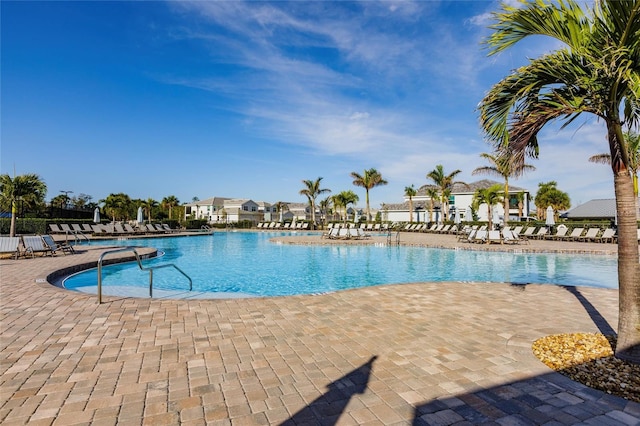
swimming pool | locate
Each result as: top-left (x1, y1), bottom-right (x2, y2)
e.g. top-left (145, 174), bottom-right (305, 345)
top-left (63, 231), bottom-right (618, 297)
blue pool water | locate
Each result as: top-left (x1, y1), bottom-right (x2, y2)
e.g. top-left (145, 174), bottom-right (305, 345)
top-left (63, 232), bottom-right (618, 297)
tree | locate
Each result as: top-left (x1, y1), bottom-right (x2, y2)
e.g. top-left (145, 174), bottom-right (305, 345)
top-left (332, 191), bottom-right (359, 224)
top-left (318, 196), bottom-right (333, 225)
top-left (472, 184), bottom-right (504, 242)
top-left (472, 151), bottom-right (535, 225)
top-left (589, 130), bottom-right (640, 219)
top-left (0, 173), bottom-right (47, 237)
top-left (161, 195), bottom-right (180, 221)
top-left (350, 168), bottom-right (388, 221)
top-left (101, 193), bottom-right (133, 222)
top-left (425, 187), bottom-right (439, 223)
top-left (142, 198), bottom-right (158, 223)
top-left (426, 165), bottom-right (465, 222)
top-left (300, 177), bottom-right (331, 229)
top-left (404, 185), bottom-right (417, 223)
top-left (72, 193), bottom-right (93, 209)
top-left (514, 191), bottom-right (526, 221)
top-left (478, 0), bottom-right (640, 362)
top-left (534, 182), bottom-right (571, 222)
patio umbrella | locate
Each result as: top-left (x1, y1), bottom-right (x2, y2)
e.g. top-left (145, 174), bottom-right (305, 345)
top-left (492, 207), bottom-right (500, 229)
top-left (93, 207), bottom-right (100, 224)
top-left (464, 208), bottom-right (473, 222)
top-left (454, 208), bottom-right (461, 225)
top-left (137, 206), bottom-right (144, 224)
top-left (545, 206), bottom-right (555, 226)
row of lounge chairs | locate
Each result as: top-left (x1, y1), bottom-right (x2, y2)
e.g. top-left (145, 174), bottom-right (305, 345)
top-left (458, 229), bottom-right (527, 245)
top-left (49, 223), bottom-right (179, 236)
top-left (323, 226), bottom-right (371, 240)
top-left (0, 234), bottom-right (75, 259)
top-left (257, 222), bottom-right (309, 230)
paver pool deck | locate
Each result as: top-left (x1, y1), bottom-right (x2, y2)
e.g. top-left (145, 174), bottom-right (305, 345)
top-left (1, 231), bottom-right (639, 425)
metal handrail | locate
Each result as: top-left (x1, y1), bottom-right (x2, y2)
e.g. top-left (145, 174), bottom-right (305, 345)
top-left (97, 247), bottom-right (192, 304)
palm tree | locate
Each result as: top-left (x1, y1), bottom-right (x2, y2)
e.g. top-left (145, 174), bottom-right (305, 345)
top-left (300, 177), bottom-right (331, 229)
top-left (101, 193), bottom-right (133, 222)
top-left (404, 185), bottom-right (417, 223)
top-left (424, 187), bottom-right (439, 223)
top-left (426, 165), bottom-right (464, 222)
top-left (514, 191), bottom-right (526, 221)
top-left (332, 191), bottom-right (359, 224)
top-left (478, 0), bottom-right (640, 362)
top-left (589, 130), bottom-right (640, 219)
top-left (161, 195), bottom-right (180, 221)
top-left (472, 184), bottom-right (504, 243)
top-left (534, 182), bottom-right (571, 222)
top-left (0, 173), bottom-right (47, 237)
top-left (350, 168), bottom-right (388, 221)
top-left (318, 196), bottom-right (333, 225)
top-left (142, 198), bottom-right (158, 223)
top-left (472, 152), bottom-right (535, 226)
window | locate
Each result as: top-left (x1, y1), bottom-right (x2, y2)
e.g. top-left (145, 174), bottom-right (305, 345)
top-left (448, 195), bottom-right (455, 205)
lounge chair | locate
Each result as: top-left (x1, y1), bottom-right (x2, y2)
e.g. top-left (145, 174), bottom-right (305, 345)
top-left (124, 224), bottom-right (139, 234)
top-left (521, 227), bottom-right (536, 238)
top-left (547, 227), bottom-right (568, 240)
top-left (596, 228), bottom-right (616, 243)
top-left (42, 234), bottom-right (75, 255)
top-left (373, 224), bottom-right (381, 231)
top-left (534, 227), bottom-right (548, 239)
top-left (22, 235), bottom-right (54, 257)
top-left (71, 224), bottom-right (83, 233)
top-left (91, 224), bottom-right (105, 235)
top-left (474, 229), bottom-right (488, 243)
top-left (0, 236), bottom-right (21, 259)
top-left (59, 224), bottom-right (73, 234)
top-left (512, 226), bottom-right (524, 236)
top-left (564, 227), bottom-right (584, 241)
top-left (578, 228), bottom-right (600, 242)
top-left (502, 229), bottom-right (521, 244)
top-left (48, 224), bottom-right (64, 234)
top-left (81, 224), bottom-right (94, 233)
top-left (487, 230), bottom-right (502, 244)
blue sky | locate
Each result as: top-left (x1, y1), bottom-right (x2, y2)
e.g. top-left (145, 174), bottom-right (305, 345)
top-left (2, 0), bottom-right (614, 209)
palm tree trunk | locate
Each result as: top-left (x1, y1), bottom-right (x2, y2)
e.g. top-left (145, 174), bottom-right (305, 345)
top-left (10, 201), bottom-right (17, 237)
top-left (614, 171), bottom-right (640, 363)
top-left (504, 180), bottom-right (509, 227)
top-left (365, 190), bottom-right (371, 222)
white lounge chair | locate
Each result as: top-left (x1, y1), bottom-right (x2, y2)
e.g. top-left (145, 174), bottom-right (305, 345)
top-left (0, 236), bottom-right (21, 259)
top-left (565, 227), bottom-right (584, 241)
top-left (578, 228), bottom-right (599, 242)
top-left (487, 230), bottom-right (502, 244)
top-left (502, 229), bottom-right (522, 244)
top-left (596, 228), bottom-right (616, 243)
top-left (22, 235), bottom-right (53, 257)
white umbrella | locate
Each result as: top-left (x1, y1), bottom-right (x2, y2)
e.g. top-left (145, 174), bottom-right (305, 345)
top-left (93, 207), bottom-right (100, 224)
top-left (545, 206), bottom-right (555, 226)
top-left (454, 208), bottom-right (461, 225)
top-left (492, 207), bottom-right (500, 229)
top-left (137, 206), bottom-right (144, 224)
top-left (464, 208), bottom-right (473, 222)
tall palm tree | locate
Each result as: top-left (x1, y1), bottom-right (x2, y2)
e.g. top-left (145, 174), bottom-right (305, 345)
top-left (589, 130), bottom-right (640, 219)
top-left (142, 198), bottom-right (158, 223)
top-left (478, 0), bottom-right (640, 362)
top-left (425, 187), bottom-right (439, 223)
top-left (514, 191), bottom-right (526, 221)
top-left (350, 168), bottom-right (388, 221)
top-left (0, 173), bottom-right (47, 237)
top-left (404, 185), bottom-right (417, 223)
top-left (161, 195), bottom-right (180, 221)
top-left (472, 184), bottom-right (504, 243)
top-left (318, 196), bottom-right (333, 225)
top-left (426, 165), bottom-right (464, 222)
top-left (472, 152), bottom-right (535, 226)
top-left (299, 177), bottom-right (331, 229)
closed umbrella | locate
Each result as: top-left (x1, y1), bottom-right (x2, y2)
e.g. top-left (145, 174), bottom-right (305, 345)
top-left (93, 207), bottom-right (100, 224)
top-left (137, 206), bottom-right (144, 224)
top-left (464, 208), bottom-right (473, 222)
top-left (492, 207), bottom-right (500, 229)
top-left (454, 208), bottom-right (461, 225)
top-left (545, 206), bottom-right (555, 226)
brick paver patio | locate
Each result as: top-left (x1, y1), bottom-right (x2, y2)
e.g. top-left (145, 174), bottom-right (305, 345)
top-left (1, 233), bottom-right (639, 425)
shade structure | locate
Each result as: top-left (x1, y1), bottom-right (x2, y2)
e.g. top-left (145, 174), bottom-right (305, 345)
top-left (137, 206), bottom-right (144, 224)
top-left (454, 208), bottom-right (461, 225)
top-left (464, 208), bottom-right (473, 222)
top-left (93, 207), bottom-right (100, 224)
top-left (545, 206), bottom-right (555, 226)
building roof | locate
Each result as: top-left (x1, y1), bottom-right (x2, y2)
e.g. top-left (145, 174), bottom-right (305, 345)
top-left (183, 197), bottom-right (230, 207)
top-left (382, 201), bottom-right (435, 211)
top-left (563, 198), bottom-right (639, 219)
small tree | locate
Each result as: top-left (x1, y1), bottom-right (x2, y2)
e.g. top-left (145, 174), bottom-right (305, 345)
top-left (351, 168), bottom-right (387, 221)
top-left (472, 184), bottom-right (504, 242)
top-left (404, 185), bottom-right (417, 223)
top-left (300, 177), bottom-right (331, 229)
top-left (0, 173), bottom-right (47, 237)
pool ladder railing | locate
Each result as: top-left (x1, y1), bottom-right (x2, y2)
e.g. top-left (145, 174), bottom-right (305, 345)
top-left (97, 247), bottom-right (192, 304)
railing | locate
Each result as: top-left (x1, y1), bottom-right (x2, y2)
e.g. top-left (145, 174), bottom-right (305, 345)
top-left (97, 247), bottom-right (192, 304)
